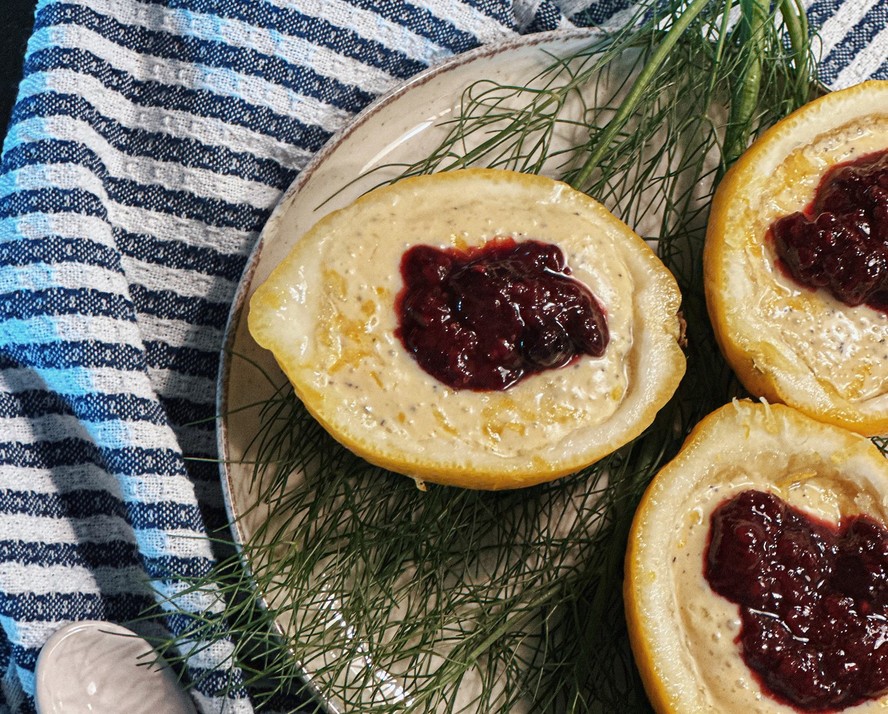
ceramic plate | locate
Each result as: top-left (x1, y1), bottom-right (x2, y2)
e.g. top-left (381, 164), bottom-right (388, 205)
top-left (218, 27), bottom-right (635, 712)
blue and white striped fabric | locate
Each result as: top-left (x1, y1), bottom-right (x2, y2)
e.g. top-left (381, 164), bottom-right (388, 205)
top-left (0, 0), bottom-right (884, 712)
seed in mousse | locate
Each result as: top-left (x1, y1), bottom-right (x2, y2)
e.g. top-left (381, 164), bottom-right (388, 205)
top-left (395, 237), bottom-right (609, 391)
top-left (705, 489), bottom-right (888, 712)
top-left (770, 148), bottom-right (888, 311)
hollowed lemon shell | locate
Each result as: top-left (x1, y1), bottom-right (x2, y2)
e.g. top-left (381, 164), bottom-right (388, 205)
top-left (625, 399), bottom-right (888, 712)
top-left (704, 80), bottom-right (888, 436)
top-left (248, 168), bottom-right (685, 490)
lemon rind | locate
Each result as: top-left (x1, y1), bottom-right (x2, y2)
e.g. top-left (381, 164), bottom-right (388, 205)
top-left (249, 168), bottom-right (686, 489)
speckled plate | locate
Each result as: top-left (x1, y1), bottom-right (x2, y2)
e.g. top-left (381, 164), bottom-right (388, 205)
top-left (218, 27), bottom-right (620, 712)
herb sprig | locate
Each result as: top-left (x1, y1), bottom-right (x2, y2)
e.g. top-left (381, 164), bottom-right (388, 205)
top-left (150, 2), bottom-right (820, 711)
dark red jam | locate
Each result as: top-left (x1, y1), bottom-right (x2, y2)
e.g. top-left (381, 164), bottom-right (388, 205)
top-left (395, 237), bottom-right (608, 391)
top-left (705, 489), bottom-right (888, 711)
top-left (771, 149), bottom-right (888, 311)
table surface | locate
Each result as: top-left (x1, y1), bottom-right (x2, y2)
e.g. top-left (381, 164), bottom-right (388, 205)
top-left (0, 0), bottom-right (37, 149)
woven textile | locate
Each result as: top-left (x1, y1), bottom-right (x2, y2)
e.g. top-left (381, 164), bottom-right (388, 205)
top-left (0, 0), bottom-right (885, 712)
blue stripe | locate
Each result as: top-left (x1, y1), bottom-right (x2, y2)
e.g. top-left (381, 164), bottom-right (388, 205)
top-left (0, 488), bottom-right (205, 531)
top-left (346, 0), bottom-right (484, 54)
top-left (3, 134), bottom-right (296, 192)
top-left (0, 174), bottom-right (267, 232)
top-left (818, 2), bottom-right (888, 86)
top-left (129, 501), bottom-right (206, 530)
top-left (7, 645), bottom-right (39, 673)
top-left (0, 489), bottom-right (106, 520)
top-left (805, 0), bottom-right (843, 34)
top-left (0, 488), bottom-right (123, 520)
top-left (0, 539), bottom-right (137, 567)
top-left (0, 236), bottom-right (124, 274)
top-left (0, 439), bottom-right (185, 478)
top-left (145, 0), bottom-right (428, 80)
top-left (187, 666), bottom-right (249, 700)
top-left (0, 390), bottom-right (168, 425)
top-left (0, 540), bottom-right (213, 579)
top-left (130, 285), bottom-right (229, 328)
top-left (0, 390), bottom-right (75, 419)
top-left (2, 138), bottom-right (108, 184)
top-left (521, 0), bottom-right (564, 33)
top-left (873, 54), bottom-right (888, 81)
top-left (163, 611), bottom-right (228, 639)
top-left (0, 341), bottom-right (145, 371)
top-left (0, 590), bottom-right (154, 622)
top-left (144, 554), bottom-right (216, 580)
top-left (0, 187), bottom-right (107, 220)
top-left (108, 177), bottom-right (267, 232)
top-left (10, 646), bottom-right (40, 678)
top-left (159, 396), bottom-right (216, 430)
top-left (115, 229), bottom-right (247, 281)
top-left (0, 342), bottom-right (224, 398)
top-left (569, 0), bottom-right (634, 26)
top-left (145, 341), bottom-right (218, 379)
top-left (17, 48), bottom-right (332, 153)
top-left (461, 0), bottom-right (516, 28)
top-left (34, 4), bottom-right (376, 113)
top-left (0, 230), bottom-right (246, 282)
top-left (0, 287), bottom-right (134, 321)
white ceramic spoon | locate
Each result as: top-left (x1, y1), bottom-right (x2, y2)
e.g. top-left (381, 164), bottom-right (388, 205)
top-left (35, 620), bottom-right (197, 714)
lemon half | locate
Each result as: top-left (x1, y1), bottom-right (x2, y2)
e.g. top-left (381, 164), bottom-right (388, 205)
top-left (249, 168), bottom-right (685, 489)
top-left (704, 80), bottom-right (888, 436)
top-left (625, 399), bottom-right (888, 713)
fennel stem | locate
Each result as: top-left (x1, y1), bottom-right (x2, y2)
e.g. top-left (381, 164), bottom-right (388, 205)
top-left (722, 0), bottom-right (769, 168)
top-left (571, 0), bottom-right (711, 188)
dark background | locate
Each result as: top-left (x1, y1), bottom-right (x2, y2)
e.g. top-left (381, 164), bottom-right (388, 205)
top-left (1, 0), bottom-right (38, 149)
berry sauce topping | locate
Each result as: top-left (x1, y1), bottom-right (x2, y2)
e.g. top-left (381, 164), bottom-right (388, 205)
top-left (705, 489), bottom-right (888, 712)
top-left (770, 148), bottom-right (888, 311)
top-left (395, 237), bottom-right (608, 391)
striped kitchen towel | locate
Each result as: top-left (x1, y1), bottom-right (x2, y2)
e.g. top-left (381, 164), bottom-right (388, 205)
top-left (0, 0), bottom-right (884, 712)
